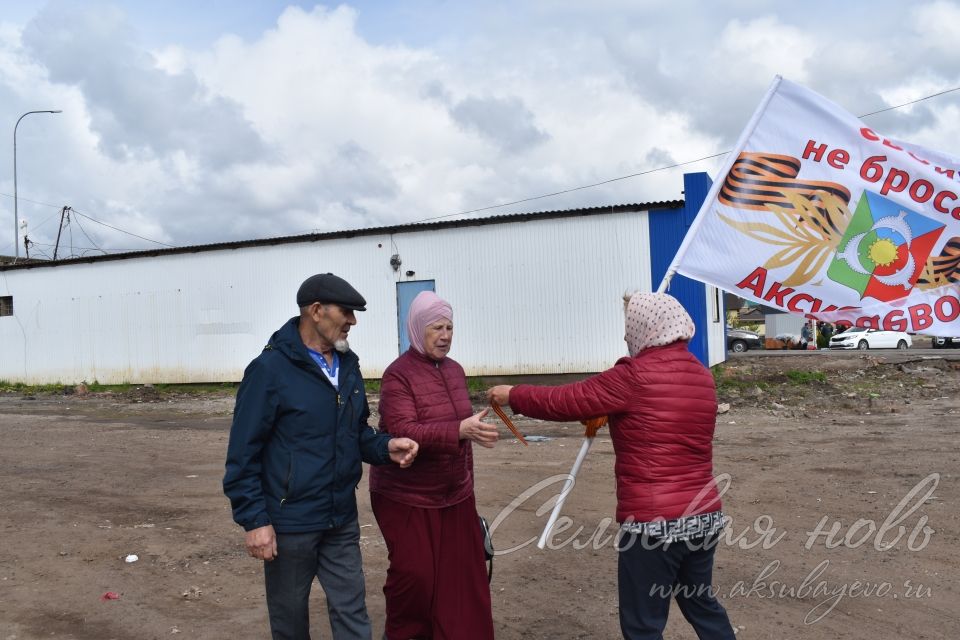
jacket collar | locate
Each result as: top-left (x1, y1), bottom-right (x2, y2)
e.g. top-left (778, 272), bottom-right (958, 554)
top-left (633, 339), bottom-right (689, 359)
top-left (405, 346), bottom-right (446, 367)
top-left (269, 317), bottom-right (359, 371)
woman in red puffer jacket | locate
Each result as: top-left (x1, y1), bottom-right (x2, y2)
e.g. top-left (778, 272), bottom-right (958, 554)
top-left (488, 292), bottom-right (735, 640)
top-left (370, 291), bottom-right (498, 640)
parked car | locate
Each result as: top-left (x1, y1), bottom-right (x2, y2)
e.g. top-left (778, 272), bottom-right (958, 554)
top-left (828, 327), bottom-right (911, 350)
top-left (932, 336), bottom-right (960, 348)
top-left (727, 327), bottom-right (763, 353)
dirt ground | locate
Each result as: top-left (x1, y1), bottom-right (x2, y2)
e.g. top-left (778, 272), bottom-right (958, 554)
top-left (1, 350), bottom-right (959, 639)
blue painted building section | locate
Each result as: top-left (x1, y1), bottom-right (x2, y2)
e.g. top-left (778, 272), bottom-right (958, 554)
top-left (648, 172), bottom-right (722, 366)
top-left (396, 280), bottom-right (436, 354)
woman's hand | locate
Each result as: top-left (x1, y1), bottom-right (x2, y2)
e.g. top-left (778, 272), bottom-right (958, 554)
top-left (486, 385), bottom-right (513, 407)
top-left (459, 408), bottom-right (499, 448)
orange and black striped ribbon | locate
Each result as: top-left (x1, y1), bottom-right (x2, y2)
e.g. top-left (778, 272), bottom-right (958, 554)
top-left (719, 152), bottom-right (851, 236)
top-left (917, 237), bottom-right (960, 287)
top-left (490, 402), bottom-right (528, 446)
top-left (720, 152), bottom-right (960, 285)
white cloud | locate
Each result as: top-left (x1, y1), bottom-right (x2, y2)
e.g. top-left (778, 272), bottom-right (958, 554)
top-left (913, 0), bottom-right (960, 55)
top-left (717, 17), bottom-right (812, 83)
top-left (2, 0), bottom-right (960, 257)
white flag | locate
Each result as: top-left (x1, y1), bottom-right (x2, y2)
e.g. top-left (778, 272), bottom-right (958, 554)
top-left (670, 76), bottom-right (960, 336)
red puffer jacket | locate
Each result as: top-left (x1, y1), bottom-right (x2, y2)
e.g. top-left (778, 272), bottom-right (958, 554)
top-left (369, 349), bottom-right (475, 508)
top-left (509, 340), bottom-right (721, 524)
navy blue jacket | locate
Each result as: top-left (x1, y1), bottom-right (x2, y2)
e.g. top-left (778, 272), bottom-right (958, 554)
top-left (223, 317), bottom-right (392, 533)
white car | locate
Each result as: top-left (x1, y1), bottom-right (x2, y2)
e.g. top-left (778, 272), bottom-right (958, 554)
top-left (828, 327), bottom-right (911, 350)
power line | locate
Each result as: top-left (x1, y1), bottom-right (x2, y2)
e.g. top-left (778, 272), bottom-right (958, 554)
top-left (70, 209), bottom-right (175, 248)
top-left (409, 83), bottom-right (960, 224)
top-left (413, 152), bottom-right (729, 223)
top-left (858, 86), bottom-right (960, 118)
top-left (3, 82), bottom-right (958, 248)
top-left (0, 191), bottom-right (61, 209)
top-left (0, 189), bottom-right (171, 250)
top-left (23, 210), bottom-right (62, 234)
top-left (70, 213), bottom-right (107, 255)
top-left (0, 207), bottom-right (62, 256)
top-left (29, 241), bottom-right (149, 253)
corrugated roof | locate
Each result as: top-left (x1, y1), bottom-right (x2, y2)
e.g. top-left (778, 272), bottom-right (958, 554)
top-left (0, 199), bottom-right (683, 271)
top-left (0, 255), bottom-right (46, 266)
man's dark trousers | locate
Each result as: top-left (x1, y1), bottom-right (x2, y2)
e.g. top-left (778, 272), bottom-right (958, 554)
top-left (264, 519), bottom-right (372, 640)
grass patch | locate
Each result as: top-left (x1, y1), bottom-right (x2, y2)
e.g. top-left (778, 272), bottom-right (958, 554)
top-left (712, 366), bottom-right (828, 389)
top-left (86, 381), bottom-right (133, 393)
top-left (0, 380), bottom-right (238, 395)
top-left (150, 382), bottom-right (238, 394)
top-left (785, 370), bottom-right (827, 385)
top-left (466, 377), bottom-right (488, 394)
top-left (711, 367), bottom-right (770, 392)
top-left (365, 377), bottom-right (486, 395)
top-left (719, 378), bottom-right (770, 392)
top-left (0, 380), bottom-right (69, 393)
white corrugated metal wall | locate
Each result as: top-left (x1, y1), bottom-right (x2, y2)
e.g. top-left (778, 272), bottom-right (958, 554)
top-left (765, 313), bottom-right (806, 340)
top-left (0, 210), bottom-right (654, 384)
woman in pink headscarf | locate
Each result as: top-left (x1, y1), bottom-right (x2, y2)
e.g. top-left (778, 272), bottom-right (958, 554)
top-left (488, 292), bottom-right (735, 640)
top-left (370, 290), bottom-right (498, 640)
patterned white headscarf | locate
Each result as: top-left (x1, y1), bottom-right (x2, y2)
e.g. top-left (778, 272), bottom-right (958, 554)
top-left (624, 292), bottom-right (695, 357)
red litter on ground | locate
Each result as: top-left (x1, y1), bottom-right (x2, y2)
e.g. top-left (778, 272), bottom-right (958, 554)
top-left (100, 591), bottom-right (121, 602)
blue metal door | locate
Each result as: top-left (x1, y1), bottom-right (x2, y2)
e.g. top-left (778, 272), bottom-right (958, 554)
top-left (397, 280), bottom-right (436, 354)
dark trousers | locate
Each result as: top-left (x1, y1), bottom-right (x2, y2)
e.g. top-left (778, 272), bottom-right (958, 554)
top-left (617, 533), bottom-right (735, 640)
top-left (371, 492), bottom-right (494, 640)
top-left (264, 519), bottom-right (372, 640)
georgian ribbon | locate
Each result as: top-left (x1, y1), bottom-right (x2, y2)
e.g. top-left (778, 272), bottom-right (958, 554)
top-left (719, 152), bottom-right (852, 237)
top-left (490, 402), bottom-right (528, 446)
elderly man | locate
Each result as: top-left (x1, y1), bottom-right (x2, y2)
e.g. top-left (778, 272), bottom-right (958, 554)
top-left (224, 272), bottom-right (419, 640)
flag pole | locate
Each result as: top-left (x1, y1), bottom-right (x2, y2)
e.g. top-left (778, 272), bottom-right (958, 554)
top-left (536, 435), bottom-right (594, 549)
top-left (656, 75), bottom-right (784, 293)
top-left (537, 418), bottom-right (607, 549)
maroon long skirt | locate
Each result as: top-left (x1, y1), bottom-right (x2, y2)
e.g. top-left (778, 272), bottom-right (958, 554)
top-left (371, 492), bottom-right (495, 640)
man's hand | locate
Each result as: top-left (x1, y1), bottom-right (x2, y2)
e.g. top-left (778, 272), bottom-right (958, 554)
top-left (459, 408), bottom-right (499, 449)
top-left (388, 437), bottom-right (419, 467)
top-left (486, 385), bottom-right (514, 407)
top-left (245, 524), bottom-right (277, 561)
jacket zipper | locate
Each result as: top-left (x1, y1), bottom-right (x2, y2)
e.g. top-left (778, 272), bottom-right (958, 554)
top-left (282, 350), bottom-right (347, 520)
top-left (436, 360), bottom-right (457, 409)
top-left (332, 371), bottom-right (349, 524)
top-left (280, 459), bottom-right (293, 507)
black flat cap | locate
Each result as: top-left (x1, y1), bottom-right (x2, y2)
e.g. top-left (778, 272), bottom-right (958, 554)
top-left (296, 273), bottom-right (367, 311)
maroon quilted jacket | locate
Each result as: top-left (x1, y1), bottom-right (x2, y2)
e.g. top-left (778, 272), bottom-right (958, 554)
top-left (510, 340), bottom-right (721, 524)
top-left (369, 349), bottom-right (474, 508)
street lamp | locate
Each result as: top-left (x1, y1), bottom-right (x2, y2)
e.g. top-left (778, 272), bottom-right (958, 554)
top-left (13, 109), bottom-right (61, 259)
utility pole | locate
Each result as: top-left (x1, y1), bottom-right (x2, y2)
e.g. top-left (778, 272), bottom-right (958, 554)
top-left (20, 219), bottom-right (29, 259)
top-left (53, 206), bottom-right (71, 260)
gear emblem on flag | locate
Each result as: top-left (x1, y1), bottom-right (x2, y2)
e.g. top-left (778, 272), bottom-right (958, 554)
top-left (827, 191), bottom-right (945, 301)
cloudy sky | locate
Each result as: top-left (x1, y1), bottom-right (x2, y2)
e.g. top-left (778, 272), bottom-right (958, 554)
top-left (1, 0), bottom-right (959, 256)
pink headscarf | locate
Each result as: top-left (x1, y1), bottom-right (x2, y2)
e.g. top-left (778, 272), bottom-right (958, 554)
top-left (407, 291), bottom-right (453, 355)
top-left (624, 292), bottom-right (695, 357)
